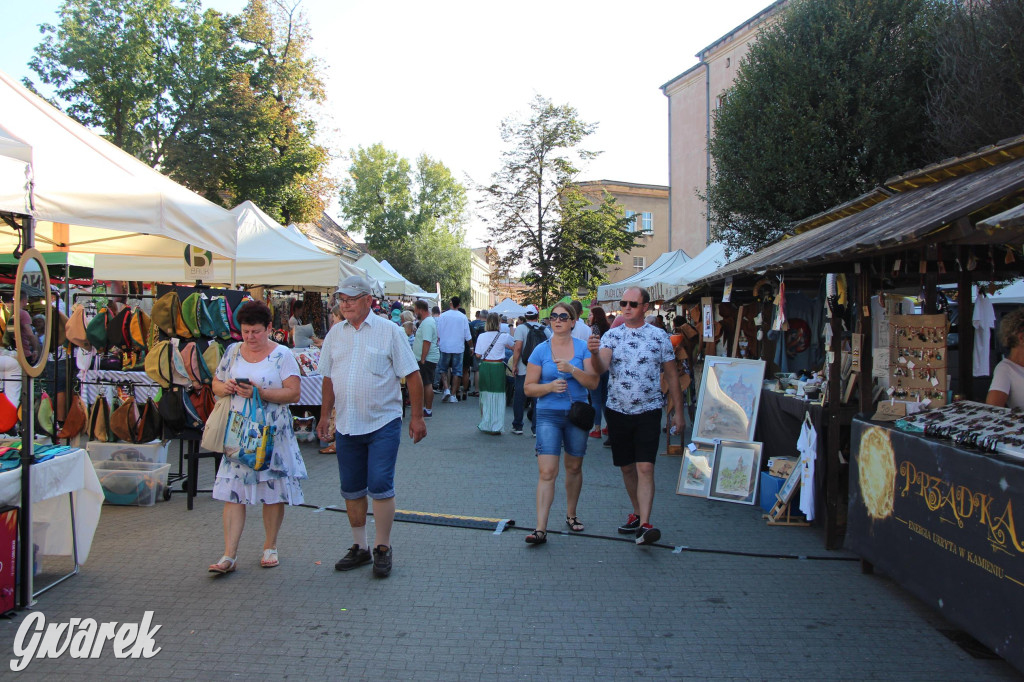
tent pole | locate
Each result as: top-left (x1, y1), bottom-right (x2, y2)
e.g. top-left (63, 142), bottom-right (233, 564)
top-left (230, 259), bottom-right (237, 289)
top-left (19, 216), bottom-right (35, 607)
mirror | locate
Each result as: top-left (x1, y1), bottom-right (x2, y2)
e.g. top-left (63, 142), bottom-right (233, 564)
top-left (13, 248), bottom-right (51, 377)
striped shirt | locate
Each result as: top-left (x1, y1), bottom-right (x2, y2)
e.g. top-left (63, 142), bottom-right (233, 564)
top-left (319, 312), bottom-right (419, 436)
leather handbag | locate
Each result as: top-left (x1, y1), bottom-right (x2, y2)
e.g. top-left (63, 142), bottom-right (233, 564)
top-left (88, 397), bottom-right (112, 442)
top-left (567, 398), bottom-right (596, 432)
top-left (109, 398), bottom-right (140, 442)
top-left (106, 307), bottom-right (131, 350)
top-left (200, 396), bottom-right (231, 453)
top-left (145, 340), bottom-right (172, 388)
top-left (180, 342), bottom-right (202, 387)
top-left (180, 293), bottom-right (202, 338)
top-left (128, 308), bottom-right (151, 351)
top-left (203, 342), bottom-right (223, 377)
top-left (151, 291), bottom-right (181, 337)
top-left (207, 297), bottom-right (231, 339)
top-left (57, 394), bottom-right (87, 439)
top-left (35, 393), bottom-right (55, 437)
top-left (189, 384), bottom-right (216, 423)
top-left (86, 308), bottom-right (112, 352)
top-left (135, 398), bottom-right (162, 443)
top-left (66, 304), bottom-right (89, 349)
top-left (158, 386), bottom-right (186, 432)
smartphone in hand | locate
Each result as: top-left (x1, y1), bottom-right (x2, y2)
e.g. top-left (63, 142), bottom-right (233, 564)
top-left (236, 378), bottom-right (251, 385)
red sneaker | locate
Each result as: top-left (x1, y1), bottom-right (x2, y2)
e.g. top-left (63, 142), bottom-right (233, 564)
top-left (589, 428), bottom-right (601, 438)
top-left (601, 427), bottom-right (609, 436)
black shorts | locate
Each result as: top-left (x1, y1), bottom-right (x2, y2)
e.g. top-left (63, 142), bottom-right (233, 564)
top-left (605, 407), bottom-right (662, 467)
top-left (418, 361), bottom-right (436, 388)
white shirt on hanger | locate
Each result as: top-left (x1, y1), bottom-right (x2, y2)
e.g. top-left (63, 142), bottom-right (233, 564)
top-left (797, 415), bottom-right (817, 522)
top-left (973, 293), bottom-right (996, 377)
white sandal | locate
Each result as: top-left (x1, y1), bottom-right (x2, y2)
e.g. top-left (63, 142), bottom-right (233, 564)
top-left (260, 548), bottom-right (279, 568)
top-left (208, 555), bottom-right (236, 574)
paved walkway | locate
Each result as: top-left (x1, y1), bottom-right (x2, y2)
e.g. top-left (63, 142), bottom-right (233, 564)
top-left (4, 398), bottom-right (1021, 680)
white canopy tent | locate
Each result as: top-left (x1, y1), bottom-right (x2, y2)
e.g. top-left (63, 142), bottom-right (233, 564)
top-left (378, 259), bottom-right (438, 300)
top-left (93, 201), bottom-right (364, 288)
top-left (488, 298), bottom-right (528, 317)
top-left (0, 70), bottom-right (237, 259)
top-left (354, 253), bottom-right (431, 298)
top-left (597, 244), bottom-right (730, 303)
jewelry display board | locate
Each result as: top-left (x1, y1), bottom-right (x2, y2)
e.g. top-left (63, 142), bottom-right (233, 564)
top-left (888, 314), bottom-right (948, 407)
top-left (895, 399), bottom-right (1024, 461)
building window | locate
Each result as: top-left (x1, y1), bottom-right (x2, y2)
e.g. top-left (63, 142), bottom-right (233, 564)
top-left (624, 210), bottom-right (637, 233)
top-left (633, 256), bottom-right (645, 273)
top-left (641, 212), bottom-right (653, 234)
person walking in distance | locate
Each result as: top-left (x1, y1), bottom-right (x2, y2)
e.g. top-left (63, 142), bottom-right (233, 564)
top-left (413, 300), bottom-right (439, 417)
top-left (588, 286), bottom-right (684, 545)
top-left (510, 305), bottom-right (551, 435)
top-left (317, 276), bottom-right (427, 578)
top-left (436, 296), bottom-right (471, 403)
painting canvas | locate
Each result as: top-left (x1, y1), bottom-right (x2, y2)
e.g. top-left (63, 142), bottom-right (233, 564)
top-left (692, 357), bottom-right (766, 444)
top-left (708, 440), bottom-right (762, 505)
top-left (677, 447), bottom-right (716, 498)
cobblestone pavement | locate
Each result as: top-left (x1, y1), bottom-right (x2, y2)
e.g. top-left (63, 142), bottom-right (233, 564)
top-left (3, 398), bottom-right (1021, 680)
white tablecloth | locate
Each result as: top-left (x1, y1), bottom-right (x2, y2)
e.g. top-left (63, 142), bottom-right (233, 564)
top-left (0, 449), bottom-right (103, 561)
top-left (80, 369), bottom-right (322, 406)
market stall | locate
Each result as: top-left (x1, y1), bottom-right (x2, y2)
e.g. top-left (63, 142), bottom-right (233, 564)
top-left (671, 134), bottom-right (1024, 551)
top-left (0, 67), bottom-right (239, 606)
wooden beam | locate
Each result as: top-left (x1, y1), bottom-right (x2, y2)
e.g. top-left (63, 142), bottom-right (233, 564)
top-left (958, 245), bottom-right (974, 400)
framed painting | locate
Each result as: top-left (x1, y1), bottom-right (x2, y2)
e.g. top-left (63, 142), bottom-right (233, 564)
top-left (776, 461), bottom-right (802, 506)
top-left (691, 356), bottom-right (766, 444)
top-left (708, 440), bottom-right (762, 505)
top-left (677, 446), bottom-right (716, 498)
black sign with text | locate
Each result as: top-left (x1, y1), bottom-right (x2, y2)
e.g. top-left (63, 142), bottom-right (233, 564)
top-left (847, 419), bottom-right (1024, 672)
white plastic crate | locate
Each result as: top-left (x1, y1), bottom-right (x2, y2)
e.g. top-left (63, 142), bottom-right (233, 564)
top-left (94, 461), bottom-right (171, 506)
top-left (87, 440), bottom-right (169, 464)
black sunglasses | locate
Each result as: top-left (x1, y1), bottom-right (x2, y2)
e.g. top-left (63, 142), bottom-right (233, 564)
top-left (619, 300), bottom-right (642, 308)
top-left (550, 312), bottom-right (572, 321)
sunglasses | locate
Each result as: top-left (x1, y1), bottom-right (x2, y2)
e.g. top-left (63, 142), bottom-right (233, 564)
top-left (619, 300), bottom-right (642, 309)
top-left (550, 312), bottom-right (572, 321)
top-left (338, 294), bottom-right (368, 305)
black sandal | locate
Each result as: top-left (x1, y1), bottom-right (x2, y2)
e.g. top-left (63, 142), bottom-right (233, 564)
top-left (525, 530), bottom-right (548, 545)
top-left (566, 516), bottom-right (584, 532)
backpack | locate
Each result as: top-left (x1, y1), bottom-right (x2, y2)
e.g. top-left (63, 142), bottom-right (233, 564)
top-left (521, 322), bottom-right (548, 366)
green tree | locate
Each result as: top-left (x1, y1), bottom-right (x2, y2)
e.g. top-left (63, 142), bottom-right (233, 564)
top-left (339, 144), bottom-right (471, 300)
top-left (927, 0), bottom-right (1024, 156)
top-left (480, 95), bottom-right (637, 307)
top-left (27, 0), bottom-right (332, 224)
top-left (705, 0), bottom-right (942, 254)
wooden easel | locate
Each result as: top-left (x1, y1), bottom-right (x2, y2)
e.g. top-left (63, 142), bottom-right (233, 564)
top-left (763, 493), bottom-right (810, 526)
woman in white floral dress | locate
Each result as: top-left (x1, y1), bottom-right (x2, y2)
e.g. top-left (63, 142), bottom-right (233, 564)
top-left (207, 301), bottom-right (307, 575)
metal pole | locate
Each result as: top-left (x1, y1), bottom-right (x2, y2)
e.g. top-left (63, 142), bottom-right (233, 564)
top-left (18, 215), bottom-right (35, 607)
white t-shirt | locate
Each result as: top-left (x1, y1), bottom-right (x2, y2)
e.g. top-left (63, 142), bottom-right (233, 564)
top-left (572, 318), bottom-right (591, 341)
top-left (474, 331), bottom-right (513, 361)
top-left (797, 419), bottom-right (817, 522)
top-left (989, 358), bottom-right (1024, 409)
top-left (436, 308), bottom-right (471, 354)
top-left (973, 294), bottom-right (996, 377)
top-left (513, 321), bottom-right (551, 376)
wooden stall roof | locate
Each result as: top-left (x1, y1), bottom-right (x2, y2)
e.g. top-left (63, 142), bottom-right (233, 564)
top-left (687, 141), bottom-right (1024, 290)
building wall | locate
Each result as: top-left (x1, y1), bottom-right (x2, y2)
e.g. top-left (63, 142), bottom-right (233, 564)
top-left (576, 180), bottom-right (670, 287)
top-left (469, 247), bottom-right (492, 316)
top-left (661, 1), bottom-right (786, 258)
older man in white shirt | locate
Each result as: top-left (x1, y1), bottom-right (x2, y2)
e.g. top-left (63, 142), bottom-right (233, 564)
top-left (317, 276), bottom-right (426, 578)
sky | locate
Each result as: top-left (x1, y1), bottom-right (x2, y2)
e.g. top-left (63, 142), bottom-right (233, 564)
top-left (0, 0), bottom-right (774, 246)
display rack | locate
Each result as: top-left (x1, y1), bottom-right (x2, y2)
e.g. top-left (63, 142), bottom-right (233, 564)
top-left (888, 313), bottom-right (949, 407)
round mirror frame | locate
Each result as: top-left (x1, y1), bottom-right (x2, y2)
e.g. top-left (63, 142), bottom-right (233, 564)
top-left (13, 248), bottom-right (51, 378)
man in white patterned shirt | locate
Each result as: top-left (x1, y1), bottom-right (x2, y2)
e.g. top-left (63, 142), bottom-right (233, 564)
top-left (589, 286), bottom-right (684, 547)
top-left (317, 275), bottom-right (426, 578)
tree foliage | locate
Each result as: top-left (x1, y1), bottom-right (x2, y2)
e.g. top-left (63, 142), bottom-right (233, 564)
top-left (27, 0), bottom-right (332, 224)
top-left (705, 0), bottom-right (942, 254)
top-left (927, 0), bottom-right (1024, 156)
top-left (338, 144), bottom-right (471, 300)
top-left (480, 95), bottom-right (638, 307)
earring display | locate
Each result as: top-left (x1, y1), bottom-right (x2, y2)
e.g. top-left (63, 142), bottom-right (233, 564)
top-left (887, 314), bottom-right (949, 407)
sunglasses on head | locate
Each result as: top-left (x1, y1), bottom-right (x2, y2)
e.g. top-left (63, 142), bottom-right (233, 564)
top-left (619, 300), bottom-right (642, 309)
top-left (550, 312), bottom-right (572, 321)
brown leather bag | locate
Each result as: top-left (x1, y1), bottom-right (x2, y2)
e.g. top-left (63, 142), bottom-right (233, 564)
top-left (88, 397), bottom-right (111, 442)
top-left (57, 394), bottom-right (87, 439)
top-left (109, 399), bottom-right (140, 443)
top-left (134, 398), bottom-right (163, 443)
top-left (66, 304), bottom-right (89, 349)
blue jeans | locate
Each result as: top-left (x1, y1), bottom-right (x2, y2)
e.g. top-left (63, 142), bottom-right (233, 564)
top-left (335, 418), bottom-right (402, 500)
top-left (512, 374), bottom-right (534, 433)
top-left (589, 371), bottom-right (609, 429)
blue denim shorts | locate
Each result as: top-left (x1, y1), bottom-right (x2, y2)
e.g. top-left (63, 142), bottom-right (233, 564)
top-left (437, 351), bottom-right (463, 377)
top-left (335, 417), bottom-right (402, 500)
top-left (534, 409), bottom-right (588, 457)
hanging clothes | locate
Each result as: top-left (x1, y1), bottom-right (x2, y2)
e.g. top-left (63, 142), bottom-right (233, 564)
top-left (973, 291), bottom-right (996, 377)
top-left (797, 413), bottom-right (817, 522)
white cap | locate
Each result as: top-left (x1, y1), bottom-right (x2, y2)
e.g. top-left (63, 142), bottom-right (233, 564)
top-left (524, 304), bottom-right (538, 317)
